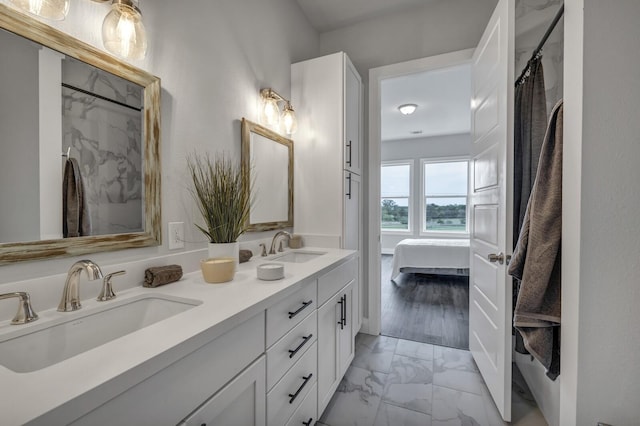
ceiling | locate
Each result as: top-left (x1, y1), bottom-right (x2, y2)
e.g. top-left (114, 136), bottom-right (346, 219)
top-left (295, 0), bottom-right (472, 142)
top-left (381, 64), bottom-right (471, 141)
top-left (295, 0), bottom-right (432, 33)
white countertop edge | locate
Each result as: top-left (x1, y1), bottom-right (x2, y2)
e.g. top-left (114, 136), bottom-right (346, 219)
top-left (1, 248), bottom-right (357, 426)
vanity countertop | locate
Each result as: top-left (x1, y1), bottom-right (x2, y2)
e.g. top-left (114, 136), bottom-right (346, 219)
top-left (0, 247), bottom-right (356, 426)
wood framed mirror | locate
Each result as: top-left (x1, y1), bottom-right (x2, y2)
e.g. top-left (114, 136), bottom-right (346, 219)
top-left (241, 118), bottom-right (293, 232)
top-left (0, 4), bottom-right (161, 265)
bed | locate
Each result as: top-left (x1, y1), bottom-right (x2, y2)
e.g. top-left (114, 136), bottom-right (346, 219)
top-left (391, 238), bottom-right (470, 282)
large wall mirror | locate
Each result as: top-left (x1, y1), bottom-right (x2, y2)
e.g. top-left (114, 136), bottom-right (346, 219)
top-left (0, 5), bottom-right (161, 264)
top-left (241, 119), bottom-right (293, 231)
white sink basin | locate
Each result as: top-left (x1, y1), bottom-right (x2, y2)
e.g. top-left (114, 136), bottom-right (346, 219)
top-left (0, 294), bottom-right (201, 373)
top-left (272, 250), bottom-right (327, 263)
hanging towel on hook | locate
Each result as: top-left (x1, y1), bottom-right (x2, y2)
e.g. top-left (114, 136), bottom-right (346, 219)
top-left (509, 100), bottom-right (563, 380)
top-left (513, 55), bottom-right (548, 355)
top-left (63, 157), bottom-right (91, 237)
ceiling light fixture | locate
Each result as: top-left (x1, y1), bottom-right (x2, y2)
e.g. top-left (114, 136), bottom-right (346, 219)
top-left (260, 88), bottom-right (298, 135)
top-left (102, 0), bottom-right (147, 60)
top-left (10, 0), bottom-right (70, 20)
top-left (398, 103), bottom-right (418, 115)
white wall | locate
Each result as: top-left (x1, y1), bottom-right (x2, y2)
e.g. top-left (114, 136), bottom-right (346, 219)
top-left (0, 1), bottom-right (319, 291)
top-left (562, 1), bottom-right (640, 424)
top-left (0, 29), bottom-right (40, 243)
top-left (380, 133), bottom-right (470, 252)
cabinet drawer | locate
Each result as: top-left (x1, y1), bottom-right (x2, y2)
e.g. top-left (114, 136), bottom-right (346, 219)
top-left (318, 257), bottom-right (357, 305)
top-left (266, 278), bottom-right (317, 347)
top-left (267, 310), bottom-right (317, 390)
top-left (285, 383), bottom-right (317, 426)
top-left (70, 312), bottom-right (265, 426)
top-left (267, 341), bottom-right (317, 426)
top-left (179, 356), bottom-right (266, 426)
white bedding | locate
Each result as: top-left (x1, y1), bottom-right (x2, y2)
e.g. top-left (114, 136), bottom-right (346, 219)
top-left (391, 238), bottom-right (470, 281)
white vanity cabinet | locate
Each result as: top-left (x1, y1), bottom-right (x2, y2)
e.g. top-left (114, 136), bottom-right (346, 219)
top-left (68, 312), bottom-right (265, 426)
top-left (265, 278), bottom-right (318, 426)
top-left (316, 258), bottom-right (357, 416)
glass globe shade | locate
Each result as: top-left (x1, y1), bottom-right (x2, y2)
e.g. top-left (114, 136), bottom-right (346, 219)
top-left (282, 105), bottom-right (298, 135)
top-left (10, 0), bottom-right (69, 20)
top-left (261, 96), bottom-right (280, 128)
top-left (102, 2), bottom-right (147, 60)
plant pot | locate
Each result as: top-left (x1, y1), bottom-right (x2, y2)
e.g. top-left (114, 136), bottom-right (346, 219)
top-left (208, 242), bottom-right (239, 269)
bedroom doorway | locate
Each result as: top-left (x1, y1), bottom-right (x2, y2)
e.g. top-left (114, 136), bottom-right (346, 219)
top-left (367, 50), bottom-right (475, 350)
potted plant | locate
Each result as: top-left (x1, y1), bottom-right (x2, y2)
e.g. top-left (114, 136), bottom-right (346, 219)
top-left (188, 152), bottom-right (251, 270)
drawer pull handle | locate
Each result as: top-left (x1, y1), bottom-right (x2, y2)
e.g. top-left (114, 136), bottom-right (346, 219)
top-left (337, 297), bottom-right (344, 330)
top-left (289, 334), bottom-right (313, 358)
top-left (288, 373), bottom-right (313, 404)
top-left (288, 300), bottom-right (312, 319)
top-left (346, 140), bottom-right (352, 167)
top-left (302, 418), bottom-right (314, 426)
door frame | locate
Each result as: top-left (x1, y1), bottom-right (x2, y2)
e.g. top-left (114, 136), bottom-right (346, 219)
top-left (366, 48), bottom-right (475, 335)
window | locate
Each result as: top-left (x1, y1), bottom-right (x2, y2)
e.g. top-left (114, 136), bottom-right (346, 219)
top-left (381, 162), bottom-right (411, 231)
top-left (422, 159), bottom-right (468, 233)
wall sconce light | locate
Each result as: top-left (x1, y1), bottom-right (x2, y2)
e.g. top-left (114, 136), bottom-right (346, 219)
top-left (260, 88), bottom-right (298, 135)
top-left (9, 0), bottom-right (70, 20)
top-left (102, 0), bottom-right (147, 60)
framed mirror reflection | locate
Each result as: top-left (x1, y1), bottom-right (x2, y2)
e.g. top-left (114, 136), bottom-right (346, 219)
top-left (241, 118), bottom-right (293, 232)
top-left (0, 4), bottom-right (161, 264)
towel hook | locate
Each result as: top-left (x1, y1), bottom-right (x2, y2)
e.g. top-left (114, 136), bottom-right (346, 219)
top-left (62, 146), bottom-right (71, 158)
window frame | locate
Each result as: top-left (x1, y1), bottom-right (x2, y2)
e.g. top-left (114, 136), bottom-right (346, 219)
top-left (420, 156), bottom-right (470, 237)
top-left (380, 160), bottom-right (413, 234)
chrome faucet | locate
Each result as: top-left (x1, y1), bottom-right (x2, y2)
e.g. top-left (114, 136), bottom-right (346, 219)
top-left (0, 292), bottom-right (38, 324)
top-left (269, 231), bottom-right (291, 255)
top-left (58, 260), bottom-right (104, 312)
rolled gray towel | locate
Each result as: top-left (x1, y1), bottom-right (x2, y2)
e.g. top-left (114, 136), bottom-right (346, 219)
top-left (240, 249), bottom-right (253, 264)
top-left (144, 265), bottom-right (183, 287)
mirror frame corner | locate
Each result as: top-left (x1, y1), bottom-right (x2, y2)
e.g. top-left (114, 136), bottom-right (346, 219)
top-left (241, 118), bottom-right (293, 232)
top-left (0, 4), bottom-right (161, 265)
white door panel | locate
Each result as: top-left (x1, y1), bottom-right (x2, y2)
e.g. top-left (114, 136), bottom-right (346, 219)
top-left (472, 205), bottom-right (499, 245)
top-left (474, 89), bottom-right (499, 141)
top-left (470, 0), bottom-right (514, 421)
top-left (472, 254), bottom-right (499, 307)
top-left (473, 144), bottom-right (500, 191)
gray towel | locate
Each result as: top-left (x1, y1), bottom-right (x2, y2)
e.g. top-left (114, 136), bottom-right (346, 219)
top-left (508, 100), bottom-right (563, 380)
top-left (513, 56), bottom-right (548, 355)
top-left (63, 158), bottom-right (91, 237)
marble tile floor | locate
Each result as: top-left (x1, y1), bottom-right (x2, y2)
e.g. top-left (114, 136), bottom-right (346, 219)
top-left (318, 333), bottom-right (547, 426)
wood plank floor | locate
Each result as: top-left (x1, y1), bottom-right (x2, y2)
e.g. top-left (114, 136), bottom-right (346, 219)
top-left (380, 254), bottom-right (470, 349)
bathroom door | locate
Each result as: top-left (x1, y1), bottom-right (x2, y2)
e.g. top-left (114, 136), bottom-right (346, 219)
top-left (469, 0), bottom-right (514, 421)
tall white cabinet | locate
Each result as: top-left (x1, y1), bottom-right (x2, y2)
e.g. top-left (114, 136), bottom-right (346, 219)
top-left (292, 52), bottom-right (363, 419)
top-left (291, 51), bottom-right (363, 330)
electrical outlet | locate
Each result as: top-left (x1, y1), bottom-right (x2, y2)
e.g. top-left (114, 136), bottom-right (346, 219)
top-left (168, 222), bottom-right (184, 250)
